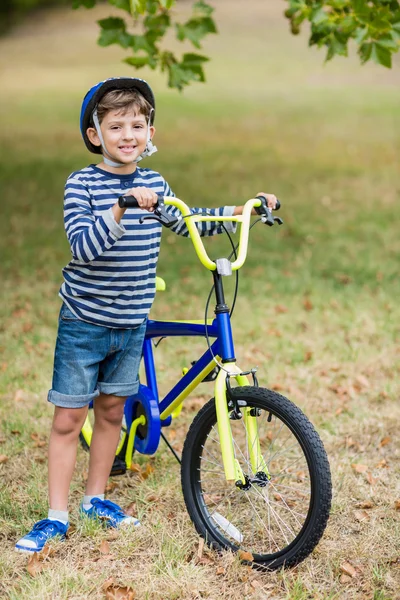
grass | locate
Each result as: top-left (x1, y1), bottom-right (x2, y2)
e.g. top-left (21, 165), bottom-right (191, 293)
top-left (0, 1), bottom-right (400, 598)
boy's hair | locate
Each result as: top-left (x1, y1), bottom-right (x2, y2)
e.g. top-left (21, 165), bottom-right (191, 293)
top-left (93, 89), bottom-right (153, 125)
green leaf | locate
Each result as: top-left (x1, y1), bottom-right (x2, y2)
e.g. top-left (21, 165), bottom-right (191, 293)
top-left (354, 26), bottom-right (369, 44)
top-left (124, 55), bottom-right (150, 68)
top-left (371, 41), bottom-right (392, 67)
top-left (72, 0), bottom-right (97, 8)
top-left (108, 0), bottom-right (130, 11)
top-left (98, 17), bottom-right (125, 30)
top-left (176, 16), bottom-right (217, 48)
top-left (129, 0), bottom-right (147, 15)
top-left (359, 41), bottom-right (372, 63)
top-left (193, 0), bottom-right (214, 16)
top-left (97, 17), bottom-right (132, 48)
top-left (159, 0), bottom-right (175, 8)
top-left (181, 52), bottom-right (209, 66)
top-left (375, 33), bottom-right (399, 50)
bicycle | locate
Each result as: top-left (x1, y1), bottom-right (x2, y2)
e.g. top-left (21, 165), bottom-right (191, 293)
top-left (79, 195), bottom-right (332, 570)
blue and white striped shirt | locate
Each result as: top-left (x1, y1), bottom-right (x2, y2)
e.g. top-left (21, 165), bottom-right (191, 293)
top-left (60, 165), bottom-right (236, 328)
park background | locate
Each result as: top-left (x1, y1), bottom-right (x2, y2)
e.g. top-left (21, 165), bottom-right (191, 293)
top-left (0, 1), bottom-right (399, 598)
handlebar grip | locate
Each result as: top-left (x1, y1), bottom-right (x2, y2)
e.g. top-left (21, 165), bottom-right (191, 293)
top-left (118, 195), bottom-right (139, 208)
top-left (118, 194), bottom-right (164, 209)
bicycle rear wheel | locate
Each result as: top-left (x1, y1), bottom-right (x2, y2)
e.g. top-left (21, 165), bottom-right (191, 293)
top-left (181, 386), bottom-right (331, 569)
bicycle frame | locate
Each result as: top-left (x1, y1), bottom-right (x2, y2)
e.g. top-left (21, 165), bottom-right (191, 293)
top-left (82, 196), bottom-right (270, 485)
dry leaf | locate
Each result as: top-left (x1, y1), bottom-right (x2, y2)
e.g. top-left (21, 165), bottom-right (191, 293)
top-left (105, 584), bottom-right (135, 600)
top-left (271, 383), bottom-right (284, 391)
top-left (304, 350), bottom-right (313, 362)
top-left (141, 463), bottom-right (154, 480)
top-left (380, 436), bottom-right (391, 447)
top-left (105, 481), bottom-right (118, 493)
top-left (354, 510), bottom-right (370, 523)
top-left (169, 429), bottom-right (177, 441)
top-left (216, 566), bottom-right (225, 575)
top-left (129, 463), bottom-right (142, 473)
top-left (394, 500), bottom-right (400, 511)
top-left (23, 322), bottom-right (33, 333)
top-left (40, 545), bottom-right (56, 561)
top-left (351, 463), bottom-right (368, 474)
top-left (376, 459), bottom-right (388, 469)
top-left (11, 430), bottom-right (21, 436)
top-left (355, 374), bottom-right (369, 388)
top-left (340, 561), bottom-right (357, 578)
top-left (33, 440), bottom-right (46, 448)
top-left (340, 574), bottom-right (353, 584)
top-left (27, 552), bottom-right (44, 577)
top-left (0, 455), bottom-right (8, 464)
top-left (107, 531), bottom-right (119, 541)
top-left (125, 502), bottom-right (137, 517)
top-left (238, 550), bottom-right (254, 562)
top-left (99, 540), bottom-right (110, 554)
top-left (355, 501), bottom-right (374, 509)
top-left (145, 494), bottom-right (158, 503)
top-left (14, 389), bottom-right (27, 403)
top-left (275, 304), bottom-right (288, 314)
top-left (365, 472), bottom-right (377, 486)
top-left (250, 579), bottom-right (261, 590)
top-left (102, 577), bottom-right (115, 592)
top-left (197, 538), bottom-right (204, 560)
top-left (303, 298), bottom-right (313, 311)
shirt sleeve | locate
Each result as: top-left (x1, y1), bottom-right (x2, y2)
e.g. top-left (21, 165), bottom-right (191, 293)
top-left (162, 179), bottom-right (237, 238)
top-left (64, 177), bottom-right (125, 263)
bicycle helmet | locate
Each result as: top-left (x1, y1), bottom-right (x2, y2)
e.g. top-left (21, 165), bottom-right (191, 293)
top-left (80, 77), bottom-right (157, 165)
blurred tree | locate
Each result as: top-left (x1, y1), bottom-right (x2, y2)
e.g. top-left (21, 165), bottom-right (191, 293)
top-left (0, 0), bottom-right (69, 33)
top-left (2, 1), bottom-right (399, 87)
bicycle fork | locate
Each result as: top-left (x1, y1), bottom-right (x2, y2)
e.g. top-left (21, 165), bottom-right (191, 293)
top-left (214, 364), bottom-right (270, 485)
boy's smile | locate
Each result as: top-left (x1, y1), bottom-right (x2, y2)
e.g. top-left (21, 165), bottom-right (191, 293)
top-left (87, 107), bottom-right (155, 173)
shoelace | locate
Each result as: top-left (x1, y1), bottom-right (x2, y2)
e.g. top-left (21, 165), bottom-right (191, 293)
top-left (91, 499), bottom-right (126, 518)
top-left (28, 519), bottom-right (63, 539)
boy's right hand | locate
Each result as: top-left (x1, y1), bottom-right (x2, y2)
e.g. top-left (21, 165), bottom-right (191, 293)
top-left (126, 187), bottom-right (158, 212)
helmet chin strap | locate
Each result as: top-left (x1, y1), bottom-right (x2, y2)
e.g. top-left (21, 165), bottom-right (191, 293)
top-left (92, 108), bottom-right (157, 168)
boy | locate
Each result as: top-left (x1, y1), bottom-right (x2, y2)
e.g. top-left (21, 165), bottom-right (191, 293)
top-left (16, 77), bottom-right (278, 553)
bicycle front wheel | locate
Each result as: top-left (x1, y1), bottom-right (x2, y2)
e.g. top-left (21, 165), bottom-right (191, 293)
top-left (181, 386), bottom-right (332, 569)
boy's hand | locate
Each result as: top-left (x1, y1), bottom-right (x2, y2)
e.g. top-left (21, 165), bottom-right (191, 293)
top-left (126, 187), bottom-right (158, 212)
top-left (256, 192), bottom-right (278, 210)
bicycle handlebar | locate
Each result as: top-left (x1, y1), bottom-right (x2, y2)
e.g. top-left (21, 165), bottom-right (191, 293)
top-left (118, 195), bottom-right (282, 272)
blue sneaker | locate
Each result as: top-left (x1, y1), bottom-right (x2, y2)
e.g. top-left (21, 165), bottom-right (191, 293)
top-left (15, 519), bottom-right (68, 553)
top-left (81, 498), bottom-right (140, 528)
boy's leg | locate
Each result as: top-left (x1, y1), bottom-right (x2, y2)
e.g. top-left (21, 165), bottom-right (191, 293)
top-left (48, 405), bottom-right (89, 511)
top-left (84, 393), bottom-right (126, 496)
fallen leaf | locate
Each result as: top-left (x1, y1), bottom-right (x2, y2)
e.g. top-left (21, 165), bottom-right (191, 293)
top-left (303, 298), bottom-right (313, 311)
top-left (216, 566), bottom-right (225, 575)
top-left (129, 463), bottom-right (141, 473)
top-left (104, 584), bottom-right (135, 600)
top-left (33, 440), bottom-right (46, 448)
top-left (238, 550), bottom-right (254, 562)
top-left (380, 436), bottom-right (391, 447)
top-left (0, 455), bottom-right (8, 464)
top-left (197, 538), bottom-right (204, 560)
top-left (275, 304), bottom-right (288, 314)
top-left (40, 545), bottom-right (55, 561)
top-left (27, 552), bottom-right (44, 577)
top-left (99, 540), bottom-right (110, 554)
top-left (145, 494), bottom-right (158, 503)
top-left (354, 510), bottom-right (370, 523)
top-left (355, 374), bottom-right (369, 389)
top-left (340, 561), bottom-right (357, 578)
top-left (355, 501), bottom-right (374, 509)
top-left (250, 579), bottom-right (261, 589)
top-left (168, 429), bottom-right (177, 441)
top-left (14, 389), bottom-right (27, 403)
top-left (11, 430), bottom-right (21, 436)
top-left (365, 472), bottom-right (377, 486)
top-left (340, 574), bottom-right (353, 584)
top-left (394, 500), bottom-right (400, 511)
top-left (376, 459), bottom-right (388, 469)
top-left (304, 350), bottom-right (313, 362)
top-left (23, 322), bottom-right (33, 333)
top-left (105, 481), bottom-right (118, 493)
top-left (271, 383), bottom-right (284, 391)
top-left (351, 463), bottom-right (368, 474)
top-left (102, 577), bottom-right (115, 592)
top-left (124, 502), bottom-right (137, 517)
top-left (141, 463), bottom-right (154, 480)
top-left (107, 531), bottom-right (120, 541)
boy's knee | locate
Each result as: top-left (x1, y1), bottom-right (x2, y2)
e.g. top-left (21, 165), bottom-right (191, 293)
top-left (52, 407), bottom-right (87, 437)
top-left (96, 397), bottom-right (125, 427)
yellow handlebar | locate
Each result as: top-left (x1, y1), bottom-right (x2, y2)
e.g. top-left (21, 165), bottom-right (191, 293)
top-left (162, 197), bottom-right (262, 272)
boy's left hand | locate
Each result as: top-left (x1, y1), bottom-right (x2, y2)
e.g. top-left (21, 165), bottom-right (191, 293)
top-left (256, 192), bottom-right (278, 210)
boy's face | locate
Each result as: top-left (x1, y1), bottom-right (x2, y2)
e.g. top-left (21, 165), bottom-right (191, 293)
top-left (86, 107), bottom-right (155, 165)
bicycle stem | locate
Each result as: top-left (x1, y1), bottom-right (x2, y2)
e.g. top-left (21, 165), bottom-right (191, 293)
top-left (162, 197), bottom-right (261, 271)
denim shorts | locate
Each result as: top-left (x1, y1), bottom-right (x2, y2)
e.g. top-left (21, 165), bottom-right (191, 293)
top-left (48, 304), bottom-right (147, 409)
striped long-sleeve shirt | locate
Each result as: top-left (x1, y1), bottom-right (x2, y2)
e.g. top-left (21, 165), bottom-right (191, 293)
top-left (60, 164), bottom-right (236, 328)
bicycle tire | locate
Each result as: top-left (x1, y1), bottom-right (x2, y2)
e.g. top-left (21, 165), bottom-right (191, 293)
top-left (181, 386), bottom-right (332, 569)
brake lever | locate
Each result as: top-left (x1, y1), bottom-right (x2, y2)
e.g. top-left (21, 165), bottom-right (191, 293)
top-left (261, 209), bottom-right (275, 227)
top-left (139, 202), bottom-right (180, 228)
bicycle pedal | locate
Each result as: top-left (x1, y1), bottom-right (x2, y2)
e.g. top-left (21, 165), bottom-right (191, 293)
top-left (110, 456), bottom-right (127, 477)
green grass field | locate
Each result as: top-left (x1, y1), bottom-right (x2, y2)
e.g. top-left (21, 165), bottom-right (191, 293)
top-left (0, 1), bottom-right (399, 598)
